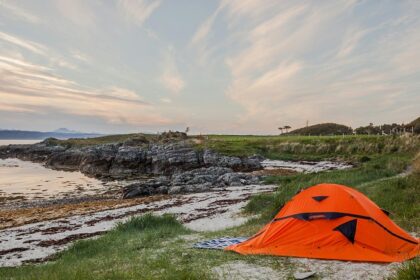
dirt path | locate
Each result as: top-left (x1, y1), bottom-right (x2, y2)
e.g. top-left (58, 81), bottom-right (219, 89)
top-left (0, 185), bottom-right (275, 267)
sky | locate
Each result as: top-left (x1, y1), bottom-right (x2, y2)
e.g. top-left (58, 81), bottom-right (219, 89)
top-left (0, 0), bottom-right (419, 134)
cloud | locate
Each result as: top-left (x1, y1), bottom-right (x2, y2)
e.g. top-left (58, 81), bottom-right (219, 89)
top-left (0, 31), bottom-right (46, 55)
top-left (0, 31), bottom-right (83, 71)
top-left (118, 0), bottom-right (161, 26)
top-left (55, 0), bottom-right (96, 27)
top-left (0, 55), bottom-right (170, 126)
top-left (160, 49), bottom-right (185, 94)
top-left (193, 1), bottom-right (420, 133)
top-left (70, 50), bottom-right (91, 63)
top-left (190, 7), bottom-right (221, 47)
top-left (0, 1), bottom-right (41, 24)
top-left (160, 97), bottom-right (172, 104)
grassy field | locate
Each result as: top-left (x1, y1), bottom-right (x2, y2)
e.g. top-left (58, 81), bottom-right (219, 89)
top-left (196, 134), bottom-right (420, 160)
top-left (1, 135), bottom-right (419, 279)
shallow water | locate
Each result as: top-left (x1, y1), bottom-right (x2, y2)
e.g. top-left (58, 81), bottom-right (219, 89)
top-left (0, 158), bottom-right (123, 204)
top-left (0, 139), bottom-right (41, 146)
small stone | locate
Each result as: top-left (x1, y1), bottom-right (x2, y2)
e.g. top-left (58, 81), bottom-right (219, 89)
top-left (293, 271), bottom-right (316, 279)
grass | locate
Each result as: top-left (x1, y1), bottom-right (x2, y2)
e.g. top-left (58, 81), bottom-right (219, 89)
top-left (388, 258), bottom-right (420, 280)
top-left (0, 214), bottom-right (296, 280)
top-left (0, 214), bottom-right (205, 280)
top-left (43, 133), bottom-right (157, 147)
top-left (196, 134), bottom-right (420, 160)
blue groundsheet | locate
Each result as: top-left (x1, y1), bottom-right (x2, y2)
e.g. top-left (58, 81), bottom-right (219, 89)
top-left (193, 237), bottom-right (248, 250)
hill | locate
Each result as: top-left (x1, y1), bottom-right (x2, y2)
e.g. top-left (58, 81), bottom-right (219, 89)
top-left (286, 123), bottom-right (353, 136)
top-left (405, 117), bottom-right (420, 134)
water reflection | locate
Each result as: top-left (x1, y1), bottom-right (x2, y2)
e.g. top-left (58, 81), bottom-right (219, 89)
top-left (0, 158), bottom-right (122, 204)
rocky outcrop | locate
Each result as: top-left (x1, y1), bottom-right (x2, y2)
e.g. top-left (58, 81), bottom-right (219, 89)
top-left (0, 140), bottom-right (262, 180)
top-left (0, 139), bottom-right (264, 199)
top-left (122, 167), bottom-right (261, 198)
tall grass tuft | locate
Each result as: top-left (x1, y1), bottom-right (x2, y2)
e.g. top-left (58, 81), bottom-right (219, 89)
top-left (116, 213), bottom-right (186, 233)
top-left (389, 258), bottom-right (419, 280)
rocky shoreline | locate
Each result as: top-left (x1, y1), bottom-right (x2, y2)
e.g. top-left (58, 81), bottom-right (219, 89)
top-left (0, 139), bottom-right (264, 199)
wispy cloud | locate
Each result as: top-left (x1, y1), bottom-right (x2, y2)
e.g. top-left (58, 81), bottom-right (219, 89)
top-left (118, 0), bottom-right (161, 26)
top-left (0, 31), bottom-right (46, 55)
top-left (160, 49), bottom-right (185, 94)
top-left (0, 1), bottom-right (42, 24)
top-left (70, 49), bottom-right (91, 63)
top-left (54, 0), bottom-right (96, 27)
top-left (0, 31), bottom-right (80, 71)
top-left (191, 1), bottom-right (420, 132)
top-left (0, 55), bottom-right (170, 126)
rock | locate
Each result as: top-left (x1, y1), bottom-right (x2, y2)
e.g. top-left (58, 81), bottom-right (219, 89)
top-left (217, 172), bottom-right (260, 186)
top-left (2, 140), bottom-right (264, 181)
top-left (172, 167), bottom-right (233, 185)
top-left (109, 146), bottom-right (148, 178)
top-left (293, 271), bottom-right (316, 279)
top-left (203, 150), bottom-right (262, 171)
top-left (168, 183), bottom-right (213, 194)
top-left (122, 166), bottom-right (262, 198)
top-left (46, 148), bottom-right (85, 171)
top-left (203, 150), bottom-right (242, 170)
top-left (147, 142), bottom-right (203, 174)
top-left (79, 144), bottom-right (120, 177)
top-left (122, 176), bottom-right (170, 198)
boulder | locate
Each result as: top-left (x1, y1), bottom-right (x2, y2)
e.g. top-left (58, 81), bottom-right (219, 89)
top-left (122, 176), bottom-right (170, 198)
top-left (217, 172), bottom-right (261, 186)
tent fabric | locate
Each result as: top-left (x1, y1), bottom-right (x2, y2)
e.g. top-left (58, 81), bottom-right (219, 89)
top-left (226, 183), bottom-right (419, 262)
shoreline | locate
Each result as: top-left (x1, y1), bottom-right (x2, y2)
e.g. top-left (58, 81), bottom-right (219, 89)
top-left (0, 184), bottom-right (275, 267)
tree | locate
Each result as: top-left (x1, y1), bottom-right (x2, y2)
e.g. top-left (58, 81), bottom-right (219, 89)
top-left (284, 125), bottom-right (291, 133)
top-left (278, 127), bottom-right (283, 134)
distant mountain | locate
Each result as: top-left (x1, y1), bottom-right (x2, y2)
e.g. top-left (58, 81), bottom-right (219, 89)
top-left (287, 123), bottom-right (353, 136)
top-left (0, 129), bottom-right (102, 140)
top-left (53, 128), bottom-right (83, 134)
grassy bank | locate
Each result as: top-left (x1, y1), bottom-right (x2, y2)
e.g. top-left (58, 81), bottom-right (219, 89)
top-left (197, 134), bottom-right (420, 160)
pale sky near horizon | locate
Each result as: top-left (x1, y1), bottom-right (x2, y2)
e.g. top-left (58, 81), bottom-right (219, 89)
top-left (0, 0), bottom-right (419, 134)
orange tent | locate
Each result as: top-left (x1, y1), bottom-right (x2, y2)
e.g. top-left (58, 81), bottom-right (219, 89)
top-left (226, 183), bottom-right (419, 262)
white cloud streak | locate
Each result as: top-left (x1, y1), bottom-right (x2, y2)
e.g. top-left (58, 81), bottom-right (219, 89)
top-left (160, 49), bottom-right (185, 94)
top-left (118, 0), bottom-right (161, 26)
top-left (0, 55), bottom-right (170, 126)
top-left (0, 1), bottom-right (42, 23)
top-left (0, 31), bottom-right (46, 55)
top-left (191, 0), bottom-right (420, 133)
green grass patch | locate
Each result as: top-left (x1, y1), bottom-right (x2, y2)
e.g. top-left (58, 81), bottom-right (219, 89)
top-left (0, 214), bottom-right (205, 280)
top-left (195, 135), bottom-right (419, 160)
top-left (388, 258), bottom-right (420, 280)
top-left (44, 133), bottom-right (156, 147)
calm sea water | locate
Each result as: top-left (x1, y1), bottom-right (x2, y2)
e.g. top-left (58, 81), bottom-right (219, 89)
top-left (0, 139), bottom-right (41, 146)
